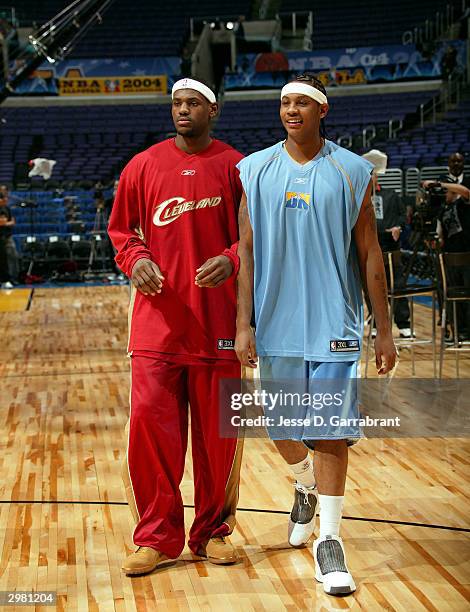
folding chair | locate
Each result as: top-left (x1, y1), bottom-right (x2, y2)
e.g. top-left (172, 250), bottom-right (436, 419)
top-left (365, 250), bottom-right (437, 377)
top-left (438, 252), bottom-right (470, 378)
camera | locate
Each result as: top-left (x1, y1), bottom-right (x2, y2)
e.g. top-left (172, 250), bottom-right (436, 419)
top-left (93, 181), bottom-right (105, 210)
top-left (407, 183), bottom-right (447, 278)
top-left (413, 183), bottom-right (447, 234)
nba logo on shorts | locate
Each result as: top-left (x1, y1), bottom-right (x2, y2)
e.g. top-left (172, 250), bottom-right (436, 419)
top-left (285, 192), bottom-right (311, 210)
top-left (330, 341), bottom-right (337, 351)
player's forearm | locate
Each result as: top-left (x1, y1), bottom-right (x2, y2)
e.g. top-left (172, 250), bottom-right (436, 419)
top-left (108, 217), bottom-right (152, 278)
top-left (107, 166), bottom-right (154, 277)
top-left (364, 244), bottom-right (390, 332)
top-left (236, 242), bottom-right (254, 329)
top-left (441, 182), bottom-right (469, 200)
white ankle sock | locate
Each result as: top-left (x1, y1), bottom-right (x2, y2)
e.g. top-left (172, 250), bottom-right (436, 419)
top-left (288, 453), bottom-right (315, 488)
top-left (318, 494), bottom-right (343, 537)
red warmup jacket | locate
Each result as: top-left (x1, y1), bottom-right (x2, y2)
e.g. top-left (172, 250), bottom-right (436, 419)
top-left (108, 138), bottom-right (243, 361)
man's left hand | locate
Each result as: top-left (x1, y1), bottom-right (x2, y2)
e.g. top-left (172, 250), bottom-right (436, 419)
top-left (195, 255), bottom-right (233, 288)
top-left (375, 329), bottom-right (398, 375)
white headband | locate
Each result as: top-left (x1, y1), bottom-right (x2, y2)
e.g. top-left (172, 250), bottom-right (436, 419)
top-left (172, 78), bottom-right (216, 104)
top-left (280, 82), bottom-right (328, 105)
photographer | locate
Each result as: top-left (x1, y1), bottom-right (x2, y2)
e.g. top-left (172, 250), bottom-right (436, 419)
top-left (0, 185), bottom-right (19, 288)
top-left (94, 181), bottom-right (105, 208)
top-left (104, 179), bottom-right (118, 214)
top-left (422, 155), bottom-right (470, 341)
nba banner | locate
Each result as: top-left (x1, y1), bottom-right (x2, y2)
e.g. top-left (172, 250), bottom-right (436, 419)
top-left (225, 40), bottom-right (467, 90)
top-left (8, 56), bottom-right (180, 95)
top-left (58, 75), bottom-right (167, 96)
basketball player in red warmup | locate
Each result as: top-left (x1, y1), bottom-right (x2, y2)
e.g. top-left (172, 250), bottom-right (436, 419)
top-left (108, 78), bottom-right (243, 576)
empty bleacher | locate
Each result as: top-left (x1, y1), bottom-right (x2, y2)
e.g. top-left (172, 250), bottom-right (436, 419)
top-left (10, 188), bottom-right (113, 275)
top-left (1, 88), bottom-right (465, 189)
top-left (15, 0), bottom-right (251, 58)
top-left (215, 90), bottom-right (439, 156)
top-left (0, 104), bottom-right (175, 184)
top-left (373, 98), bottom-right (470, 167)
top-left (280, 0), bottom-right (461, 49)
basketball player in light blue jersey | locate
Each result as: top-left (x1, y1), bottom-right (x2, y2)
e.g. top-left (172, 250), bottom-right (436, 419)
top-left (235, 74), bottom-right (397, 596)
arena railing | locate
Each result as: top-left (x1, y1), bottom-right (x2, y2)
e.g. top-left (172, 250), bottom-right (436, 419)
top-left (402, 1), bottom-right (463, 46)
top-left (405, 168), bottom-right (420, 195)
top-left (406, 165), bottom-right (470, 194)
top-left (378, 169), bottom-right (404, 195)
top-left (276, 11), bottom-right (313, 51)
top-left (419, 71), bottom-right (466, 128)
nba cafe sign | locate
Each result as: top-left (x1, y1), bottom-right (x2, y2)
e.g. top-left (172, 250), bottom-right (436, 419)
top-left (287, 45), bottom-right (423, 71)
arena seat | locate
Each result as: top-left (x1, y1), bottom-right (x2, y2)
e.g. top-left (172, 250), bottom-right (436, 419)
top-left (280, 0), bottom-right (461, 49)
top-left (215, 90), bottom-right (439, 156)
top-left (0, 104), bottom-right (174, 184)
top-left (15, 0), bottom-right (252, 57)
top-left (373, 98), bottom-right (470, 167)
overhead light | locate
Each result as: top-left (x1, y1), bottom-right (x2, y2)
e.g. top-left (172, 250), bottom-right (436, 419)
top-left (226, 21), bottom-right (234, 30)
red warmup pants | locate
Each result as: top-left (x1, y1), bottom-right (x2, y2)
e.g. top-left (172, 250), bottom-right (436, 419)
top-left (126, 352), bottom-right (242, 559)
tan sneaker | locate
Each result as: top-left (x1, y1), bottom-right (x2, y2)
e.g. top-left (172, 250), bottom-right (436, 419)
top-left (122, 547), bottom-right (171, 576)
top-left (197, 536), bottom-right (238, 565)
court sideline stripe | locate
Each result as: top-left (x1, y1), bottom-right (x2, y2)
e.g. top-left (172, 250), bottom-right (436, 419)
top-left (0, 500), bottom-right (469, 533)
top-left (25, 288), bottom-right (35, 311)
top-left (2, 368), bottom-right (130, 379)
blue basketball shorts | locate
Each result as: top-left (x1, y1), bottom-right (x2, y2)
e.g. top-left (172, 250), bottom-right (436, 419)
top-left (258, 357), bottom-right (363, 443)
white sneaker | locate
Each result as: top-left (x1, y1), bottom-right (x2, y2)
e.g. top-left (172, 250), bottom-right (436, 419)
top-left (313, 535), bottom-right (356, 595)
top-left (1, 281), bottom-right (13, 289)
top-left (399, 328), bottom-right (415, 339)
top-left (288, 482), bottom-right (318, 547)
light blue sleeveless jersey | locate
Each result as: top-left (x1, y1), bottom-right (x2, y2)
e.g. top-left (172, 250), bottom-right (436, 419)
top-left (237, 140), bottom-right (373, 362)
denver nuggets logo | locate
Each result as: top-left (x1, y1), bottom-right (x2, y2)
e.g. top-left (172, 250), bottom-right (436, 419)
top-left (285, 192), bottom-right (311, 210)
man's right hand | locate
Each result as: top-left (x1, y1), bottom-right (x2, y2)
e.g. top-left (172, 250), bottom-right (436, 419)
top-left (235, 326), bottom-right (258, 368)
top-left (131, 258), bottom-right (164, 296)
top-left (421, 180), bottom-right (439, 189)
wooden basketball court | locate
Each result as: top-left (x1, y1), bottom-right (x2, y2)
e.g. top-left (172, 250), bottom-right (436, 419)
top-left (0, 285), bottom-right (469, 610)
